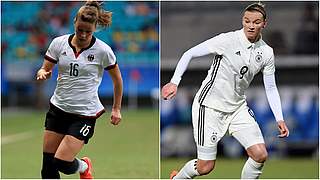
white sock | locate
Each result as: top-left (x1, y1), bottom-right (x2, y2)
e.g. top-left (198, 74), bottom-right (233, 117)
top-left (76, 158), bottom-right (88, 173)
top-left (174, 159), bottom-right (200, 179)
top-left (241, 157), bottom-right (264, 179)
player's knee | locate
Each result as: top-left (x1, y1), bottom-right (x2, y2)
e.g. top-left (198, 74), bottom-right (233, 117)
top-left (252, 150), bottom-right (268, 163)
top-left (53, 157), bottom-right (79, 175)
top-left (197, 160), bottom-right (215, 175)
top-left (259, 151), bottom-right (268, 162)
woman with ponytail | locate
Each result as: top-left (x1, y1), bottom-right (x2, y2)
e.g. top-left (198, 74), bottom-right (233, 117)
top-left (37, 1), bottom-right (122, 179)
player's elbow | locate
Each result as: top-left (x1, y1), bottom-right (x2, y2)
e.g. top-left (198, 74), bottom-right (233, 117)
top-left (181, 49), bottom-right (193, 60)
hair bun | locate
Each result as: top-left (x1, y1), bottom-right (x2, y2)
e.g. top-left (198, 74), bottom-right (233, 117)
top-left (85, 1), bottom-right (100, 9)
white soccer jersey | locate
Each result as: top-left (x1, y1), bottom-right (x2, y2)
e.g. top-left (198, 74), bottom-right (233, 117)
top-left (171, 29), bottom-right (275, 112)
top-left (198, 29), bottom-right (275, 112)
top-left (45, 34), bottom-right (117, 117)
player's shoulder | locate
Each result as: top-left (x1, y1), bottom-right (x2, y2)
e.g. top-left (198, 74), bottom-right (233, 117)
top-left (47, 34), bottom-right (70, 51)
top-left (52, 34), bottom-right (70, 43)
top-left (214, 30), bottom-right (237, 40)
top-left (259, 39), bottom-right (274, 56)
top-left (208, 30), bottom-right (236, 47)
top-left (94, 37), bottom-right (114, 53)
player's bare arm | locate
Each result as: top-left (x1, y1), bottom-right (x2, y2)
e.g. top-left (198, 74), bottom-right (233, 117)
top-left (108, 64), bottom-right (123, 125)
top-left (162, 82), bottom-right (178, 100)
top-left (36, 59), bottom-right (55, 81)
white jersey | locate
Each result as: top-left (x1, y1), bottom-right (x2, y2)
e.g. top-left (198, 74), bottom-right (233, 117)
top-left (171, 29), bottom-right (275, 113)
top-left (197, 29), bottom-right (275, 112)
top-left (45, 34), bottom-right (117, 117)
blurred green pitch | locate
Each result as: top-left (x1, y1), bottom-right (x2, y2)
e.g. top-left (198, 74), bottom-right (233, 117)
top-left (2, 109), bottom-right (159, 178)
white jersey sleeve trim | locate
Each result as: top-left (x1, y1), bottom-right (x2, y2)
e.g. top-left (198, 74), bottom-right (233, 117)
top-left (170, 41), bottom-right (213, 85)
top-left (263, 73), bottom-right (284, 121)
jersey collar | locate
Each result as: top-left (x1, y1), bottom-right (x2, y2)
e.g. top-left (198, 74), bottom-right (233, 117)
top-left (68, 34), bottom-right (96, 58)
top-left (239, 28), bottom-right (262, 49)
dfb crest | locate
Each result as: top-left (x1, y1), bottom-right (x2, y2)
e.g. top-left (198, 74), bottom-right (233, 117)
top-left (255, 51), bottom-right (263, 63)
top-left (87, 54), bottom-right (94, 62)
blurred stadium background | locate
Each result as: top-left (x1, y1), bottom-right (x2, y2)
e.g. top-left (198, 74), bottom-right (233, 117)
top-left (160, 1), bottom-right (319, 179)
top-left (1, 1), bottom-right (159, 178)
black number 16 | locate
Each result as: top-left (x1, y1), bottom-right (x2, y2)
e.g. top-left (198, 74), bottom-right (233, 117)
top-left (69, 63), bottom-right (79, 76)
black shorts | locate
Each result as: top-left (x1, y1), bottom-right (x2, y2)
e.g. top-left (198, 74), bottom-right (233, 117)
top-left (44, 103), bottom-right (97, 144)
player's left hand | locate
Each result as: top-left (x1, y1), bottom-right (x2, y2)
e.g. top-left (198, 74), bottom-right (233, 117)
top-left (162, 82), bottom-right (178, 100)
top-left (277, 120), bottom-right (289, 138)
top-left (110, 108), bottom-right (121, 126)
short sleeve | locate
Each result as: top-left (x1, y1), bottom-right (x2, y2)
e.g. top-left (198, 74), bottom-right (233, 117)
top-left (262, 53), bottom-right (275, 75)
top-left (102, 46), bottom-right (117, 70)
top-left (44, 38), bottom-right (60, 64)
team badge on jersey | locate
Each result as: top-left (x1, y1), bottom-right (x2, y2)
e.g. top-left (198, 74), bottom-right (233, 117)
top-left (87, 54), bottom-right (95, 62)
top-left (255, 52), bottom-right (262, 63)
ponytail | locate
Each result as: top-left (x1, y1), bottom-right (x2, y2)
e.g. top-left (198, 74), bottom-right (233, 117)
top-left (75, 1), bottom-right (112, 27)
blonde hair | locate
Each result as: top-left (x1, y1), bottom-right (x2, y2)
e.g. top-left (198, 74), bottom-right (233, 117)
top-left (74, 1), bottom-right (112, 27)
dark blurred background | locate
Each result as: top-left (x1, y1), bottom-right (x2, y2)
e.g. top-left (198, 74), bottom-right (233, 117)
top-left (161, 1), bottom-right (318, 160)
top-left (1, 1), bottom-right (159, 110)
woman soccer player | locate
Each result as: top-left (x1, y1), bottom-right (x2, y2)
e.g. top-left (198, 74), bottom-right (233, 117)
top-left (37, 1), bottom-right (123, 179)
top-left (162, 2), bottom-right (289, 179)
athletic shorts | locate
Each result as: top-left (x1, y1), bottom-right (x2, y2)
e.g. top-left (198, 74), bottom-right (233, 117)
top-left (44, 103), bottom-right (97, 144)
top-left (192, 98), bottom-right (265, 160)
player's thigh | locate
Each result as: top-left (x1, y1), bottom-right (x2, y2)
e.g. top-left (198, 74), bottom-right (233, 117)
top-left (229, 105), bottom-right (265, 149)
top-left (55, 135), bottom-right (84, 161)
top-left (43, 130), bottom-right (65, 153)
top-left (192, 99), bottom-right (228, 160)
top-left (44, 103), bottom-right (70, 135)
top-left (54, 117), bottom-right (97, 161)
top-left (43, 105), bottom-right (68, 153)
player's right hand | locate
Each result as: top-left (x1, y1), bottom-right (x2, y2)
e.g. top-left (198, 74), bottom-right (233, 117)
top-left (161, 82), bottom-right (178, 100)
top-left (36, 69), bottom-right (52, 81)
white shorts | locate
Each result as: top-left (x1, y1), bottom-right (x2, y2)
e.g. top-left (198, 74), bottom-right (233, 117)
top-left (192, 98), bottom-right (265, 160)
